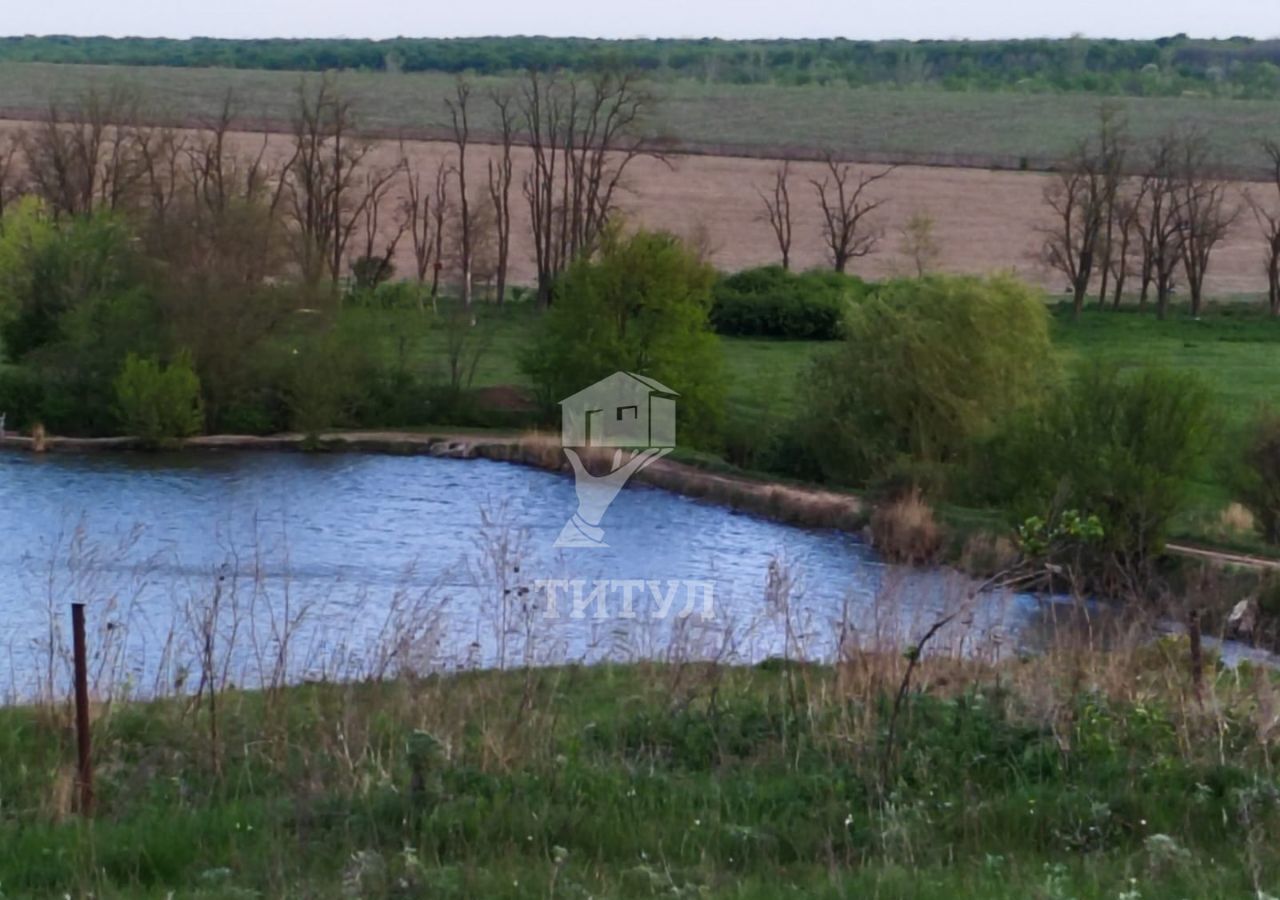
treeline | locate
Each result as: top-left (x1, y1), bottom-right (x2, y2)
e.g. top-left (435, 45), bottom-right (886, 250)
top-left (1038, 107), bottom-right (1280, 319)
top-left (0, 69), bottom-right (656, 437)
top-left (6, 35), bottom-right (1280, 97)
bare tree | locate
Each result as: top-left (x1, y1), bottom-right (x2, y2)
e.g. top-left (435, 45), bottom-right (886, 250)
top-left (184, 91), bottom-right (289, 222)
top-left (445, 77), bottom-right (475, 306)
top-left (1137, 134), bottom-right (1185, 319)
top-left (283, 75), bottom-right (375, 286)
top-left (1175, 130), bottom-right (1237, 318)
top-left (810, 154), bottom-right (894, 274)
top-left (1093, 105), bottom-right (1129, 307)
top-left (0, 131), bottom-right (26, 218)
top-left (487, 89), bottom-right (516, 304)
top-left (1041, 138), bottom-right (1109, 318)
top-left (758, 161), bottom-right (793, 270)
top-left (519, 68), bottom-right (655, 306)
top-left (1250, 139), bottom-right (1280, 316)
top-left (134, 121), bottom-right (187, 227)
top-left (403, 149), bottom-right (448, 312)
top-left (350, 160), bottom-right (409, 289)
top-left (21, 87), bottom-right (147, 218)
top-left (1105, 179), bottom-right (1148, 308)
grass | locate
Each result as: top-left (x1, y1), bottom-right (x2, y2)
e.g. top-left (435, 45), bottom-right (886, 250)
top-left (338, 301), bottom-right (821, 427)
top-left (1049, 300), bottom-right (1280, 548)
top-left (4, 650), bottom-right (1280, 898)
top-left (343, 293), bottom-right (1280, 551)
top-left (3, 61), bottom-right (1280, 173)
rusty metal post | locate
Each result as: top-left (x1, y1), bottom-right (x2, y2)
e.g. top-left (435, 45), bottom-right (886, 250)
top-left (71, 602), bottom-right (93, 815)
top-left (1188, 608), bottom-right (1204, 703)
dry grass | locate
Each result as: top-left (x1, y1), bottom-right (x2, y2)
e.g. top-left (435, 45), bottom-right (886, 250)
top-left (869, 490), bottom-right (943, 565)
top-left (1219, 502), bottom-right (1258, 538)
top-left (959, 530), bottom-right (1020, 577)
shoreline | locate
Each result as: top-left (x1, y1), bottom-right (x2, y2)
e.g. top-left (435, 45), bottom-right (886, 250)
top-left (6, 428), bottom-right (1279, 572)
top-left (0, 428), bottom-right (868, 535)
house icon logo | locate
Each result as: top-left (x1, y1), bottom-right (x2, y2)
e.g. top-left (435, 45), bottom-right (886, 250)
top-left (554, 372), bottom-right (677, 548)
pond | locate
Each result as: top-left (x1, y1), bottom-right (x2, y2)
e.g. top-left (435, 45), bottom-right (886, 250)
top-left (0, 449), bottom-right (1138, 701)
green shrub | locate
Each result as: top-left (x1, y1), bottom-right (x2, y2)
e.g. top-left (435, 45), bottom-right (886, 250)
top-left (1237, 409), bottom-right (1280, 544)
top-left (349, 255), bottom-right (395, 291)
top-left (709, 266), bottom-right (866, 339)
top-left (0, 206), bottom-right (140, 361)
top-left (976, 365), bottom-right (1215, 562)
top-left (113, 352), bottom-right (204, 446)
top-left (521, 228), bottom-right (725, 446)
top-left (0, 367), bottom-right (43, 430)
top-left (799, 275), bottom-right (1054, 487)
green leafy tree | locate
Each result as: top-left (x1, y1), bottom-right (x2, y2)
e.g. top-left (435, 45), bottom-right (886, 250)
top-left (114, 352), bottom-right (205, 446)
top-left (521, 228), bottom-right (725, 446)
top-left (799, 274), bottom-right (1054, 487)
top-left (1237, 408), bottom-right (1280, 545)
top-left (0, 208), bottom-right (139, 361)
top-left (976, 365), bottom-right (1215, 565)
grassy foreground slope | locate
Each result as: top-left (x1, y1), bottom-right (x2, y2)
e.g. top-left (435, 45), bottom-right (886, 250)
top-left (3, 656), bottom-right (1279, 898)
top-left (1, 62), bottom-right (1280, 172)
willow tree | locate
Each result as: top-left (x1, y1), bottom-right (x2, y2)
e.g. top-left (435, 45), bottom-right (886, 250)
top-left (800, 275), bottom-right (1055, 486)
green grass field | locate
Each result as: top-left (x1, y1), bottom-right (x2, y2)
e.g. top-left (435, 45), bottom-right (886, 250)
top-left (4, 61), bottom-right (1280, 173)
top-left (348, 295), bottom-right (1280, 548)
top-left (3, 658), bottom-right (1279, 898)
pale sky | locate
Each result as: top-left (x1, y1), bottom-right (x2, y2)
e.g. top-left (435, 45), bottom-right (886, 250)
top-left (5, 0), bottom-right (1279, 41)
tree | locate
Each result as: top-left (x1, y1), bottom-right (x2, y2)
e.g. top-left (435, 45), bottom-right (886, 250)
top-left (1137, 133), bottom-right (1184, 318)
top-left (1093, 105), bottom-right (1128, 307)
top-left (520, 228), bottom-right (724, 444)
top-left (349, 160), bottom-right (408, 290)
top-left (1237, 409), bottom-right (1280, 544)
top-left (519, 68), bottom-right (656, 306)
top-left (402, 152), bottom-right (450, 312)
top-left (978, 365), bottom-right (1214, 576)
top-left (1041, 133), bottom-right (1110, 318)
top-left (800, 275), bottom-right (1055, 487)
top-left (1104, 179), bottom-right (1147, 307)
top-left (114, 351), bottom-right (204, 446)
top-left (758, 162), bottom-right (793, 270)
top-left (1175, 129), bottom-right (1236, 317)
top-left (487, 89), bottom-right (516, 304)
top-left (20, 87), bottom-right (147, 218)
top-left (282, 75), bottom-right (375, 285)
top-left (899, 210), bottom-right (940, 277)
top-left (0, 132), bottom-right (26, 219)
top-left (811, 154), bottom-right (893, 274)
top-left (444, 77), bottom-right (474, 306)
top-left (1251, 139), bottom-right (1280, 316)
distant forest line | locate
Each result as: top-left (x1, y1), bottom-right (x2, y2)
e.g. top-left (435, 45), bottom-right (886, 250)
top-left (6, 34), bottom-right (1280, 97)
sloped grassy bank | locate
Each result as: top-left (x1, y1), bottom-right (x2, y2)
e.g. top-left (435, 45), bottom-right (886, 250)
top-left (3, 655), bottom-right (1279, 898)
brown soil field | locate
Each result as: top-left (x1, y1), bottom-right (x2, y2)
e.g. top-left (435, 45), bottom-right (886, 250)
top-left (0, 119), bottom-right (1269, 297)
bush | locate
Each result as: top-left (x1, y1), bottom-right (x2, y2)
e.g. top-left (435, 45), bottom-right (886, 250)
top-left (350, 255), bottom-right (395, 291)
top-left (975, 365), bottom-right (1215, 562)
top-left (113, 352), bottom-right (204, 446)
top-left (799, 275), bottom-right (1055, 487)
top-left (1237, 409), bottom-right (1280, 544)
top-left (521, 228), bottom-right (725, 446)
top-left (869, 490), bottom-right (942, 564)
top-left (709, 266), bottom-right (866, 339)
top-left (0, 367), bottom-right (43, 430)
